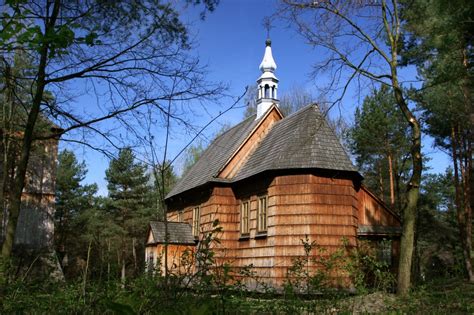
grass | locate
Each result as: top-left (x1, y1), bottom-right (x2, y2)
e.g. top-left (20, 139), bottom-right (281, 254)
top-left (390, 278), bottom-right (474, 314)
top-left (1, 277), bottom-right (473, 314)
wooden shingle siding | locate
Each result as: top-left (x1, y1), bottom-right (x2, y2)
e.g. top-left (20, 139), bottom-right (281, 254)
top-left (165, 170), bottom-right (400, 289)
top-left (357, 186), bottom-right (401, 229)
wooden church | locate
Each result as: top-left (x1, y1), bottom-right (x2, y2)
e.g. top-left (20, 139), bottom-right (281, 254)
top-left (145, 39), bottom-right (401, 288)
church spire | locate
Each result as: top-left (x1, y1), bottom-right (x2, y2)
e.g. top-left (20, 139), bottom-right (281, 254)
top-left (256, 38), bottom-right (279, 119)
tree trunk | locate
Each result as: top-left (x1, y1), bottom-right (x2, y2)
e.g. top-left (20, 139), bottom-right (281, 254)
top-left (0, 60), bottom-right (16, 244)
top-left (164, 203), bottom-right (169, 280)
top-left (388, 152), bottom-right (395, 207)
top-left (121, 252), bottom-right (126, 287)
top-left (107, 239), bottom-right (111, 282)
top-left (378, 161), bottom-right (384, 201)
top-left (459, 131), bottom-right (474, 282)
top-left (392, 83), bottom-right (422, 295)
top-left (460, 47), bottom-right (474, 282)
top-left (132, 237), bottom-right (137, 274)
top-left (82, 240), bottom-right (92, 299)
top-left (394, 158), bottom-right (402, 213)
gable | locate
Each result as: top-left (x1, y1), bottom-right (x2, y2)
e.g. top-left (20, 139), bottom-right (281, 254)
top-left (218, 106), bottom-right (283, 179)
top-left (146, 229), bottom-right (155, 245)
top-left (233, 104), bottom-right (358, 181)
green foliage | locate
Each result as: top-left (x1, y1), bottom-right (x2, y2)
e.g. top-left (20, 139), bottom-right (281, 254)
top-left (105, 147), bottom-right (154, 277)
top-left (55, 149), bottom-right (98, 277)
top-left (2, 227), bottom-right (473, 313)
top-left (401, 0), bottom-right (474, 281)
top-left (2, 276), bottom-right (473, 314)
top-left (415, 171), bottom-right (463, 280)
top-left (348, 86), bottom-right (411, 212)
top-left (345, 239), bottom-right (396, 293)
top-left (1, 1), bottom-right (200, 55)
top-left (391, 279), bottom-right (474, 314)
top-left (283, 235), bottom-right (330, 296)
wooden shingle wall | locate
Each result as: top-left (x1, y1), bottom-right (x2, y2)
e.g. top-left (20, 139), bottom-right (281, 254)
top-left (167, 173), bottom-right (360, 288)
top-left (357, 186), bottom-right (400, 227)
top-left (228, 174), bottom-right (358, 287)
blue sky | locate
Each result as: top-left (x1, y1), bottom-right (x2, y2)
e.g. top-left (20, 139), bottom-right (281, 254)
top-left (64, 0), bottom-right (450, 195)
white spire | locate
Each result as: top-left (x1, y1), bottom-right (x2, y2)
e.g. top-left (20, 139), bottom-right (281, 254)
top-left (259, 39), bottom-right (277, 72)
top-left (256, 39), bottom-right (279, 120)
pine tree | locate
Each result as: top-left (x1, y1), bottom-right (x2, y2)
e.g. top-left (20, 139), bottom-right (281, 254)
top-left (348, 86), bottom-right (411, 212)
top-left (55, 150), bottom-right (97, 275)
top-left (402, 0), bottom-right (474, 282)
top-left (105, 147), bottom-right (153, 283)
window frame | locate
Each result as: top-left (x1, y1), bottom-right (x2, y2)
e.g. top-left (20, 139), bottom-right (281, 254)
top-left (192, 206), bottom-right (200, 238)
top-left (177, 210), bottom-right (183, 222)
top-left (240, 200), bottom-right (250, 236)
top-left (257, 195), bottom-right (268, 233)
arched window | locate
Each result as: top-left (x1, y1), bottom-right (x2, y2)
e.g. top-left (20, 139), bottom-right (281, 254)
top-left (264, 84), bottom-right (270, 98)
top-left (271, 86), bottom-right (275, 99)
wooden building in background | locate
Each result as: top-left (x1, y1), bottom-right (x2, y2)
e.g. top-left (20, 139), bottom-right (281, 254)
top-left (147, 39), bottom-right (401, 289)
top-left (145, 221), bottom-right (196, 274)
top-left (1, 122), bottom-right (61, 254)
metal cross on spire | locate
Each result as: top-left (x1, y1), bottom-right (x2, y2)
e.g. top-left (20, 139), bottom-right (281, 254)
top-left (263, 17), bottom-right (272, 40)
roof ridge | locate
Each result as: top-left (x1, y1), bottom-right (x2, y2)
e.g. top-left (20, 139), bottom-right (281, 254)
top-left (150, 220), bottom-right (189, 224)
top-left (212, 114), bottom-right (256, 142)
top-left (273, 103), bottom-right (319, 123)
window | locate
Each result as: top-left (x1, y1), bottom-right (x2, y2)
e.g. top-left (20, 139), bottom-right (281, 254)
top-left (377, 239), bottom-right (392, 266)
top-left (177, 210), bottom-right (183, 222)
top-left (257, 196), bottom-right (267, 232)
top-left (147, 252), bottom-right (154, 272)
top-left (240, 201), bottom-right (249, 235)
top-left (192, 206), bottom-right (200, 238)
top-left (264, 84), bottom-right (270, 98)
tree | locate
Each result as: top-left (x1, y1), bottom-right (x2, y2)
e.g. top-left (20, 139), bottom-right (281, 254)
top-left (105, 147), bottom-right (154, 283)
top-left (182, 142), bottom-right (207, 176)
top-left (349, 86), bottom-right (411, 212)
top-left (281, 1), bottom-right (423, 294)
top-left (402, 0), bottom-right (474, 282)
top-left (415, 170), bottom-right (459, 281)
top-left (151, 161), bottom-right (178, 220)
top-left (55, 150), bottom-right (97, 274)
top-left (0, 0), bottom-right (221, 262)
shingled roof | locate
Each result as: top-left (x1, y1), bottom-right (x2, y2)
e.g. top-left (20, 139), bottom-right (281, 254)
top-left (234, 104), bottom-right (357, 180)
top-left (166, 104), bottom-right (358, 200)
top-left (147, 221), bottom-right (196, 245)
top-left (167, 115), bottom-right (260, 198)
